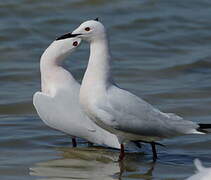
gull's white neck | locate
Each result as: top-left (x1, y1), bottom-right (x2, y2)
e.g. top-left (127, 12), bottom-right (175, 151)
top-left (82, 35), bottom-right (113, 89)
top-left (40, 41), bottom-right (75, 95)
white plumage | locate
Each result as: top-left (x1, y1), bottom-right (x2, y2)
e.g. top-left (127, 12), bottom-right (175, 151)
top-left (33, 37), bottom-right (122, 149)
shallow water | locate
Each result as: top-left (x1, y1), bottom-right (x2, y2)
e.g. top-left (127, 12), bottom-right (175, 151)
top-left (1, 0), bottom-right (211, 179)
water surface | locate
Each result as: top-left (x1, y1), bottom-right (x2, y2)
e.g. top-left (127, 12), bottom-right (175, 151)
top-left (1, 0), bottom-right (211, 179)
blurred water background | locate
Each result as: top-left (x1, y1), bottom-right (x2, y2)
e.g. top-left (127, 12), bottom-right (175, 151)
top-left (1, 0), bottom-right (211, 179)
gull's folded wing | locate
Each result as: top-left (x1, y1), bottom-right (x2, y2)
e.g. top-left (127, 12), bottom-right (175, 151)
top-left (33, 91), bottom-right (96, 135)
top-left (95, 86), bottom-right (199, 139)
top-left (33, 92), bottom-right (61, 129)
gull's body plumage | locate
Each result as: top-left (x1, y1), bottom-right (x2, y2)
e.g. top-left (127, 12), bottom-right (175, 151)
top-left (33, 37), bottom-right (123, 149)
top-left (89, 85), bottom-right (200, 142)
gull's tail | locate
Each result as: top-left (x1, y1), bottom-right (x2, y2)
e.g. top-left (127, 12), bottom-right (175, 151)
top-left (197, 123), bottom-right (211, 133)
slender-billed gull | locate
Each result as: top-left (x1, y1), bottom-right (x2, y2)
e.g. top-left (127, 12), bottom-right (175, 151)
top-left (33, 34), bottom-right (130, 149)
top-left (71, 19), bottom-right (211, 161)
top-left (186, 159), bottom-right (211, 180)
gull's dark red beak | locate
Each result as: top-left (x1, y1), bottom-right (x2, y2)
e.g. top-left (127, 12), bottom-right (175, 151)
top-left (56, 33), bottom-right (81, 41)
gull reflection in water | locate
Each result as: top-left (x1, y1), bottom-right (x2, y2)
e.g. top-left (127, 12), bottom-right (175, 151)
top-left (30, 146), bottom-right (155, 180)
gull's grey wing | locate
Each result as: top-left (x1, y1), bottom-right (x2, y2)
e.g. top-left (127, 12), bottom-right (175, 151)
top-left (33, 92), bottom-right (57, 128)
top-left (96, 86), bottom-right (199, 139)
top-left (33, 91), bottom-right (96, 135)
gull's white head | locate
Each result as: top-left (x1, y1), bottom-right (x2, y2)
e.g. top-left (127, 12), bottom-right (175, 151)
top-left (41, 33), bottom-right (82, 64)
top-left (52, 33), bottom-right (82, 56)
top-left (71, 18), bottom-right (106, 41)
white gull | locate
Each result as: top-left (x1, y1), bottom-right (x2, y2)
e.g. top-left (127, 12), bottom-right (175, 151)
top-left (71, 19), bottom-right (211, 161)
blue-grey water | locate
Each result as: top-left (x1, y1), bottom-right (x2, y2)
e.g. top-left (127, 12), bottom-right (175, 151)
top-left (1, 0), bottom-right (211, 179)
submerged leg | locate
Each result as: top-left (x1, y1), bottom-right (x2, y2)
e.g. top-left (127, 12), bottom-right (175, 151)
top-left (150, 142), bottom-right (157, 162)
top-left (118, 160), bottom-right (125, 179)
top-left (72, 137), bottom-right (77, 147)
top-left (118, 144), bottom-right (125, 161)
top-left (88, 141), bottom-right (93, 146)
top-left (132, 141), bottom-right (142, 148)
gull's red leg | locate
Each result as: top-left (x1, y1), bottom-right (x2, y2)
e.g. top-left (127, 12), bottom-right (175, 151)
top-left (151, 142), bottom-right (157, 162)
top-left (72, 137), bottom-right (77, 147)
top-left (118, 144), bottom-right (125, 161)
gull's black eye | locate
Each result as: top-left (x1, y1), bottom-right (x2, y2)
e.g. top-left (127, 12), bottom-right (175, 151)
top-left (72, 41), bottom-right (78, 46)
top-left (85, 27), bottom-right (90, 31)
